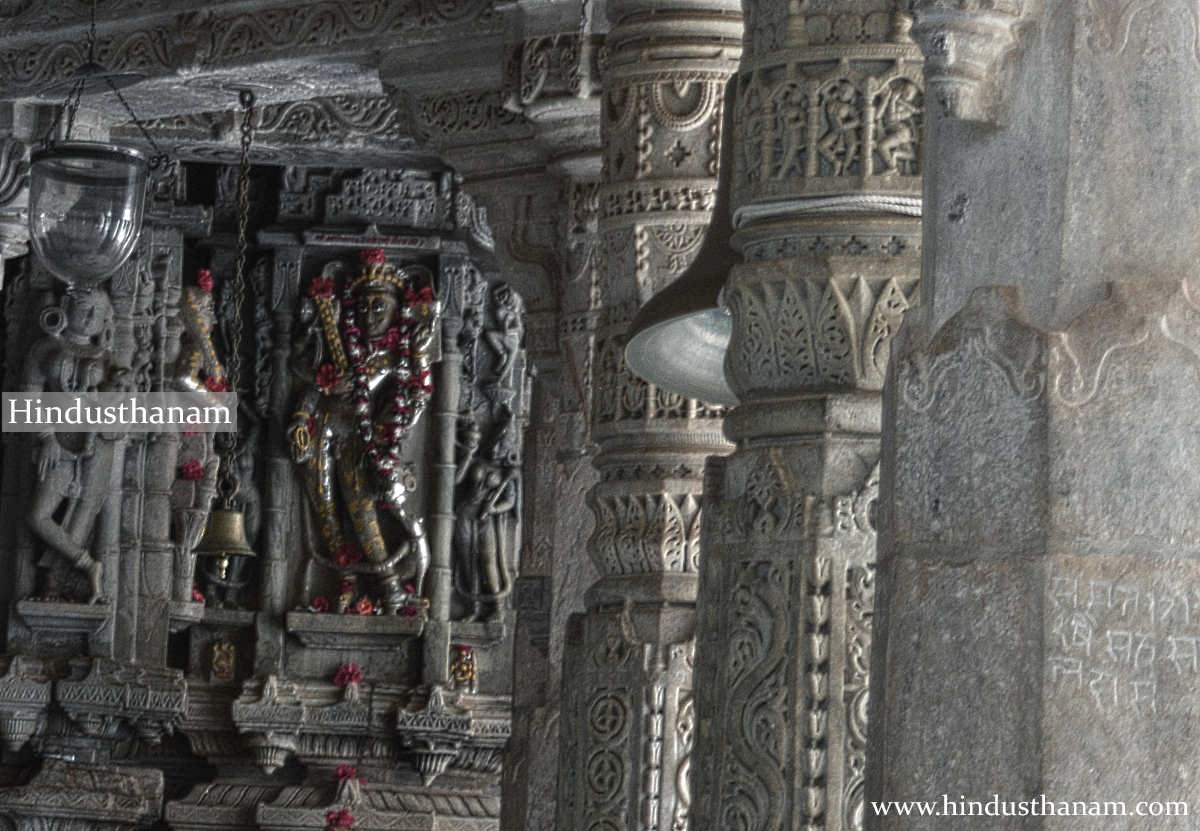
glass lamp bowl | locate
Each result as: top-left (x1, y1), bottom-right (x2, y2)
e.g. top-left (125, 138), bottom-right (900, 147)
top-left (29, 142), bottom-right (148, 288)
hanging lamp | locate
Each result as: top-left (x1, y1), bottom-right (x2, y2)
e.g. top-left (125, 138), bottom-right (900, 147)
top-left (623, 77), bottom-right (739, 407)
top-left (28, 0), bottom-right (165, 289)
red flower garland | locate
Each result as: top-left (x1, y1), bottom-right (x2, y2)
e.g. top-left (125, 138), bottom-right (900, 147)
top-left (337, 266), bottom-right (436, 514)
top-left (179, 460), bottom-right (205, 480)
top-left (307, 276), bottom-right (335, 299)
top-left (333, 544), bottom-right (363, 569)
top-left (333, 764), bottom-right (363, 783)
top-left (197, 268), bottom-right (214, 293)
top-left (334, 663), bottom-right (363, 686)
top-left (325, 808), bottom-right (355, 829)
top-left (316, 363), bottom-right (341, 391)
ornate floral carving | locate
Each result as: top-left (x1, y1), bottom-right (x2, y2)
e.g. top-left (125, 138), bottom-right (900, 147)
top-left (588, 492), bottom-right (702, 576)
top-left (593, 334), bottom-right (726, 424)
top-left (506, 34), bottom-right (600, 109)
top-left (256, 96), bottom-right (410, 143)
top-left (720, 559), bottom-right (791, 831)
top-left (742, 231), bottom-right (921, 262)
top-left (843, 561), bottom-right (874, 831)
top-left (0, 0), bottom-right (497, 90)
top-left (599, 184), bottom-right (717, 219)
top-left (726, 272), bottom-right (918, 395)
top-left (324, 169), bottom-right (450, 228)
top-left (416, 90), bottom-right (527, 136)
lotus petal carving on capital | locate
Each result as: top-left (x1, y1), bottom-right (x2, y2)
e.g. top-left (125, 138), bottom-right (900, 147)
top-left (726, 273), bottom-right (917, 394)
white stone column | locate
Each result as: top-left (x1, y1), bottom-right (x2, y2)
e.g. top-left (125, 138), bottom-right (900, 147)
top-left (867, 0), bottom-right (1200, 826)
top-left (689, 0), bottom-right (922, 829)
top-left (554, 1), bottom-right (741, 830)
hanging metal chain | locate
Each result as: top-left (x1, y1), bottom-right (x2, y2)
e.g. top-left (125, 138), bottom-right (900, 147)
top-left (216, 89), bottom-right (255, 508)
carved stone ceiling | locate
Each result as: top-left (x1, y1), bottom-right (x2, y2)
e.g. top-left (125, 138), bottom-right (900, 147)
top-left (0, 0), bottom-right (523, 169)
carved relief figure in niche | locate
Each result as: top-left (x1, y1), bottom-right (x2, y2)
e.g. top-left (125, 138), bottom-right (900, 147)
top-left (290, 249), bottom-right (439, 613)
top-left (483, 283), bottom-right (526, 464)
top-left (454, 419), bottom-right (519, 621)
top-left (874, 80), bottom-right (921, 175)
top-left (771, 83), bottom-right (808, 179)
top-left (817, 80), bottom-right (862, 175)
top-left (21, 288), bottom-right (132, 602)
top-left (169, 273), bottom-right (224, 605)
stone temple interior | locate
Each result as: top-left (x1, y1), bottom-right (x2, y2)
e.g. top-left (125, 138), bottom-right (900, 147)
top-left (0, 0), bottom-right (1196, 830)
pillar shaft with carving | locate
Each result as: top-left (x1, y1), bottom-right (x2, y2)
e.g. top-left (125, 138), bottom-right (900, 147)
top-left (555, 1), bottom-right (742, 829)
top-left (689, 0), bottom-right (922, 828)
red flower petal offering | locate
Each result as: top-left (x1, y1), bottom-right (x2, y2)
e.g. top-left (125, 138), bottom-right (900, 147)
top-left (353, 597), bottom-right (374, 616)
top-left (192, 585), bottom-right (205, 603)
top-left (308, 596), bottom-right (329, 614)
top-left (204, 375), bottom-right (232, 392)
top-left (333, 663), bottom-right (363, 687)
top-left (179, 460), bottom-right (205, 480)
top-left (307, 275), bottom-right (335, 299)
top-left (399, 605), bottom-right (419, 619)
top-left (324, 808), bottom-right (356, 829)
top-left (333, 544), bottom-right (363, 570)
top-left (197, 268), bottom-right (214, 293)
top-left (371, 326), bottom-right (404, 352)
top-left (404, 286), bottom-right (435, 306)
top-left (337, 578), bottom-right (356, 595)
top-left (316, 363), bottom-right (341, 391)
top-left (359, 248), bottom-right (386, 265)
top-left (333, 764), bottom-right (359, 783)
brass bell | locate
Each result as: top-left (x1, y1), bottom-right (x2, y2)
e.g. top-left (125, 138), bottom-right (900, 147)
top-left (194, 509), bottom-right (257, 579)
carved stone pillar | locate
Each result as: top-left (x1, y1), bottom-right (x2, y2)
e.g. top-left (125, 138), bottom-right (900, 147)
top-left (866, 0), bottom-right (1200, 825)
top-left (689, 0), bottom-right (923, 829)
top-left (555, 2), bottom-right (741, 830)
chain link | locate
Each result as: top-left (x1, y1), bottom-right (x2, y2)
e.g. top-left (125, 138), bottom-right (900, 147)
top-left (217, 89), bottom-right (255, 507)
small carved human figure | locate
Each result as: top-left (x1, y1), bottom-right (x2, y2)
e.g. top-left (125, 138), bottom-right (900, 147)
top-left (775, 85), bottom-right (808, 179)
top-left (817, 81), bottom-right (861, 175)
top-left (289, 249), bottom-right (438, 612)
top-left (483, 283), bottom-right (525, 464)
top-left (875, 80), bottom-right (920, 175)
top-left (22, 288), bottom-right (131, 602)
top-left (453, 420), bottom-right (518, 621)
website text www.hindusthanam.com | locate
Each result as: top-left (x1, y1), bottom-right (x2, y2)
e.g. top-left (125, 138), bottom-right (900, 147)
top-left (2, 392), bottom-right (237, 433)
top-left (870, 796), bottom-right (1189, 818)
